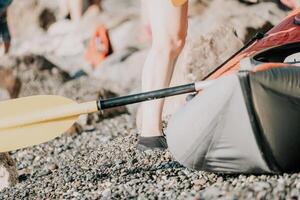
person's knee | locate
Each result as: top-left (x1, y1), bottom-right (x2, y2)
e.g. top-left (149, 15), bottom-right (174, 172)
top-left (152, 34), bottom-right (186, 58)
top-left (169, 34), bottom-right (186, 56)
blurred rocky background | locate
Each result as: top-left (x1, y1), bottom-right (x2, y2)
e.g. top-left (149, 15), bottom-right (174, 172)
top-left (0, 0), bottom-right (297, 199)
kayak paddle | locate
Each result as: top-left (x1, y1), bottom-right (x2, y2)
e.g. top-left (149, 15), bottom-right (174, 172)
top-left (0, 81), bottom-right (212, 152)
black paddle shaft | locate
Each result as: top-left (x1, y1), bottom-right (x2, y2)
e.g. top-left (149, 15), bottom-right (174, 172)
top-left (97, 83), bottom-right (196, 110)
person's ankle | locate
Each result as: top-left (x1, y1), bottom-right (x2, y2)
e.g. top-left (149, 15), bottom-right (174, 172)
top-left (140, 126), bottom-right (164, 137)
top-left (140, 133), bottom-right (163, 137)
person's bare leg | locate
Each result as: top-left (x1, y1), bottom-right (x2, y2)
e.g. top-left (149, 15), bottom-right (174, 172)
top-left (0, 44), bottom-right (4, 56)
top-left (68, 0), bottom-right (83, 21)
top-left (89, 0), bottom-right (102, 11)
top-left (139, 0), bottom-right (151, 43)
top-left (140, 0), bottom-right (188, 137)
top-left (59, 0), bottom-right (69, 19)
top-left (0, 41), bottom-right (9, 56)
top-left (4, 41), bottom-right (10, 54)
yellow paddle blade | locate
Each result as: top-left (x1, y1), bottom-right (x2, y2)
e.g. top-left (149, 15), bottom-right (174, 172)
top-left (171, 0), bottom-right (188, 6)
top-left (0, 95), bottom-right (78, 152)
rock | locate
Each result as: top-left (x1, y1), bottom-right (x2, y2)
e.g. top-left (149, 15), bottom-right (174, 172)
top-left (12, 55), bottom-right (70, 97)
top-left (193, 178), bottom-right (207, 186)
top-left (102, 188), bottom-right (112, 199)
top-left (54, 33), bottom-right (86, 57)
top-left (290, 188), bottom-right (299, 198)
top-left (253, 182), bottom-right (270, 192)
top-left (109, 19), bottom-right (143, 52)
top-left (217, 177), bottom-right (224, 183)
top-left (181, 25), bottom-right (243, 82)
top-left (0, 88), bottom-right (10, 100)
top-left (47, 163), bottom-right (59, 171)
top-left (64, 123), bottom-right (84, 137)
top-left (47, 20), bottom-right (78, 36)
top-left (38, 8), bottom-right (56, 31)
top-left (199, 187), bottom-right (222, 199)
top-left (7, 0), bottom-right (57, 39)
top-left (256, 190), bottom-right (267, 199)
top-left (102, 0), bottom-right (138, 13)
top-left (192, 0), bottom-right (287, 43)
top-left (93, 49), bottom-right (147, 95)
top-left (0, 68), bottom-right (21, 98)
top-left (99, 47), bottom-right (139, 68)
top-left (188, 0), bottom-right (211, 17)
top-left (58, 76), bottom-right (127, 125)
top-left (37, 168), bottom-right (52, 177)
top-left (9, 0), bottom-right (140, 75)
top-left (248, 175), bottom-right (256, 182)
top-left (0, 153), bottom-right (18, 191)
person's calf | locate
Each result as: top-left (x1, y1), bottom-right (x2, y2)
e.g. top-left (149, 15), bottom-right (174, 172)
top-left (152, 35), bottom-right (186, 61)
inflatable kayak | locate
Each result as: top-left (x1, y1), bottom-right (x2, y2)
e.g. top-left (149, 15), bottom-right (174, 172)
top-left (167, 9), bottom-right (300, 174)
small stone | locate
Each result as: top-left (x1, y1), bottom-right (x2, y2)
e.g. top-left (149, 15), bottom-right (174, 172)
top-left (256, 191), bottom-right (267, 199)
top-left (0, 153), bottom-right (18, 191)
top-left (102, 188), bottom-right (111, 198)
top-left (64, 123), bottom-right (84, 137)
top-left (248, 175), bottom-right (256, 182)
top-left (217, 177), bottom-right (223, 183)
top-left (193, 178), bottom-right (207, 186)
top-left (38, 169), bottom-right (52, 177)
top-left (296, 182), bottom-right (300, 189)
top-left (47, 163), bottom-right (59, 171)
top-left (290, 188), bottom-right (299, 198)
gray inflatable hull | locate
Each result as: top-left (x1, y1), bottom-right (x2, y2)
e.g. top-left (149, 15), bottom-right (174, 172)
top-left (167, 66), bottom-right (300, 174)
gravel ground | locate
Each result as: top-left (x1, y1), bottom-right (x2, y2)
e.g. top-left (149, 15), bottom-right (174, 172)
top-left (0, 0), bottom-right (296, 198)
top-left (0, 113), bottom-right (300, 200)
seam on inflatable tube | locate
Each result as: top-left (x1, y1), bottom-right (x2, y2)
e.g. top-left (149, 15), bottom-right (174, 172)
top-left (238, 71), bottom-right (281, 173)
